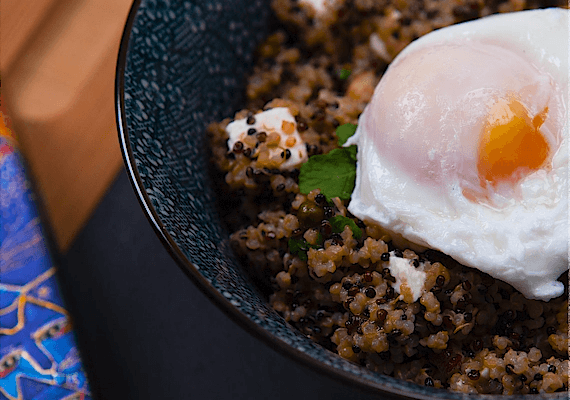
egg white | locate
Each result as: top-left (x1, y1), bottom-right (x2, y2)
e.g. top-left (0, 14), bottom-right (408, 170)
top-left (347, 8), bottom-right (569, 301)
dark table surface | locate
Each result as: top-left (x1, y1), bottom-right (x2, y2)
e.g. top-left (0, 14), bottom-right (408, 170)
top-left (59, 169), bottom-right (389, 400)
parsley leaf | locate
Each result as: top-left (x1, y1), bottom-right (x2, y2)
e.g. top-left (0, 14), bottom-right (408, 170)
top-left (339, 68), bottom-right (352, 80)
top-left (288, 235), bottom-right (323, 261)
top-left (299, 146), bottom-right (357, 201)
top-left (335, 123), bottom-right (357, 146)
top-left (329, 215), bottom-right (362, 239)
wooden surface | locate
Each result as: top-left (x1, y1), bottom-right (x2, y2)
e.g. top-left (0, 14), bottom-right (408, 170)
top-left (2, 0), bottom-right (134, 252)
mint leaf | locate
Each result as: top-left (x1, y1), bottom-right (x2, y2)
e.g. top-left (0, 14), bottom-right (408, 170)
top-left (299, 146), bottom-right (357, 201)
top-left (339, 68), bottom-right (351, 80)
top-left (329, 215), bottom-right (362, 239)
top-left (336, 123), bottom-right (357, 146)
top-left (288, 235), bottom-right (323, 261)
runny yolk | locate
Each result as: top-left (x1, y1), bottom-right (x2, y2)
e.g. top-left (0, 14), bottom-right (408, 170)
top-left (477, 97), bottom-right (550, 188)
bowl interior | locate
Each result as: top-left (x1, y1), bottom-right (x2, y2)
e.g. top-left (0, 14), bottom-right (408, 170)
top-left (116, 1), bottom-right (565, 399)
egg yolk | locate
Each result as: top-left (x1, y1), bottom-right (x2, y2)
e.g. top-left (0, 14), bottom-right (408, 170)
top-left (477, 97), bottom-right (550, 188)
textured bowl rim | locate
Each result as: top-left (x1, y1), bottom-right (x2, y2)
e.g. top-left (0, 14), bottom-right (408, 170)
top-left (114, 1), bottom-right (566, 399)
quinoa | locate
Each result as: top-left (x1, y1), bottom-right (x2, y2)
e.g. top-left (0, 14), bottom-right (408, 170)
top-left (208, 0), bottom-right (569, 394)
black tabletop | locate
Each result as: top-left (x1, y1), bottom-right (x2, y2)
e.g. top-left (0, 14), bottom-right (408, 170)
top-left (59, 169), bottom-right (388, 400)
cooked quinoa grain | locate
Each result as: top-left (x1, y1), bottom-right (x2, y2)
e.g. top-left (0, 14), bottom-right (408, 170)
top-left (208, 0), bottom-right (569, 394)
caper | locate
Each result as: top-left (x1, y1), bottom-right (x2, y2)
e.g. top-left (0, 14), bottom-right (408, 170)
top-left (297, 201), bottom-right (325, 228)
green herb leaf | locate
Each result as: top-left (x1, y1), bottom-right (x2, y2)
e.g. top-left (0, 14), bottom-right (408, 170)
top-left (299, 146), bottom-right (357, 201)
top-left (335, 123), bottom-right (357, 146)
top-left (339, 68), bottom-right (352, 80)
top-left (288, 235), bottom-right (323, 261)
top-left (329, 215), bottom-right (362, 239)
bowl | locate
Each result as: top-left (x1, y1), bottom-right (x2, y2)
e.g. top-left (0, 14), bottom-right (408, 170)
top-left (115, 1), bottom-right (566, 398)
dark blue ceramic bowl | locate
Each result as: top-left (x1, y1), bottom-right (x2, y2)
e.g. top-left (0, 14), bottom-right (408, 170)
top-left (115, 1), bottom-right (565, 398)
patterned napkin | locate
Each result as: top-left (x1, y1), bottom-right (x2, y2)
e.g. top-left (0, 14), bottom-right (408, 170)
top-left (0, 103), bottom-right (93, 399)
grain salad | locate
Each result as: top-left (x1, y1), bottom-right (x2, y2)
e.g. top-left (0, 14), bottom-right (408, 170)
top-left (208, 0), bottom-right (569, 394)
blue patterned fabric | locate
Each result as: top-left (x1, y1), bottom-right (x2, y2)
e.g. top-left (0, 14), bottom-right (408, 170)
top-left (0, 112), bottom-right (92, 400)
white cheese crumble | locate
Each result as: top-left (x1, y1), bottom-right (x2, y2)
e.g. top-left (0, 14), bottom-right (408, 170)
top-left (226, 107), bottom-right (307, 170)
top-left (386, 252), bottom-right (427, 302)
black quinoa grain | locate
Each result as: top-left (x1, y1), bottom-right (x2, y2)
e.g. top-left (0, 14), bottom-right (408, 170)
top-left (233, 141), bottom-right (244, 152)
top-left (285, 149), bottom-right (291, 159)
top-left (377, 309), bottom-right (388, 322)
top-left (467, 370), bottom-right (480, 380)
top-left (323, 206), bottom-right (334, 218)
top-left (352, 345), bottom-right (361, 353)
top-left (394, 249), bottom-right (403, 258)
top-left (247, 128), bottom-right (257, 135)
top-left (548, 365), bottom-right (556, 373)
top-left (401, 314), bottom-right (407, 320)
top-left (436, 275), bottom-right (445, 287)
top-left (382, 269), bottom-right (396, 283)
top-left (330, 236), bottom-right (344, 246)
top-left (472, 339), bottom-right (483, 351)
top-left (412, 259), bottom-right (420, 268)
top-left (363, 272), bottom-right (373, 282)
top-left (533, 373), bottom-right (543, 381)
top-left (348, 286), bottom-right (359, 297)
top-left (342, 281), bottom-right (352, 290)
top-left (246, 114), bottom-right (256, 125)
top-left (365, 287), bottom-right (376, 298)
top-left (505, 364), bottom-right (515, 374)
top-left (530, 387), bottom-right (539, 394)
top-left (315, 193), bottom-right (326, 204)
top-left (381, 252), bottom-right (390, 262)
top-left (385, 287), bottom-right (395, 299)
top-left (464, 312), bottom-right (473, 323)
top-left (519, 374), bottom-right (527, 382)
top-left (376, 298), bottom-right (387, 305)
top-left (424, 377), bottom-right (434, 387)
top-left (456, 297), bottom-right (466, 308)
top-left (256, 131), bottom-right (266, 142)
top-left (243, 147), bottom-right (252, 157)
top-left (389, 329), bottom-right (402, 337)
top-left (320, 220), bottom-right (332, 236)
